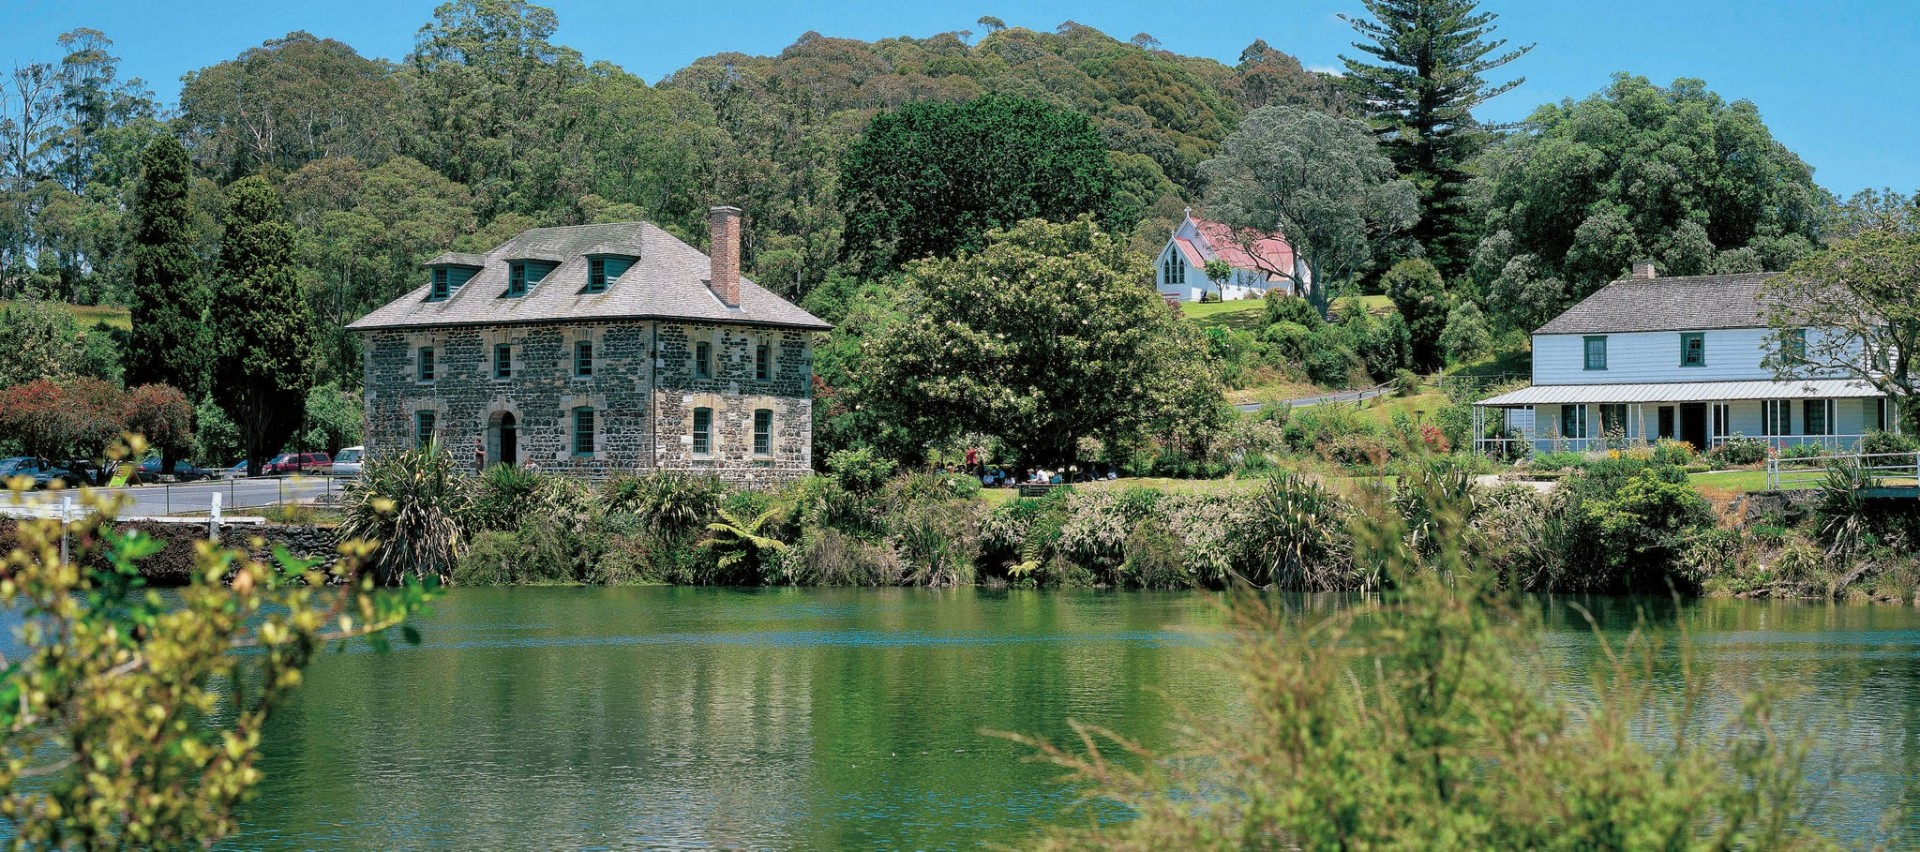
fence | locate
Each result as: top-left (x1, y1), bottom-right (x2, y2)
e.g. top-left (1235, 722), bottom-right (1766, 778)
top-left (1766, 451), bottom-right (1920, 491)
top-left (0, 473), bottom-right (351, 519)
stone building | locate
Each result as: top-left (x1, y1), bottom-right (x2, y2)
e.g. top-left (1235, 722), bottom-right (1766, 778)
top-left (347, 207), bottom-right (830, 484)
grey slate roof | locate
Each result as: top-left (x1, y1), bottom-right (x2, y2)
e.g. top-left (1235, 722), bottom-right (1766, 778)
top-left (1533, 272), bottom-right (1780, 336)
top-left (348, 222), bottom-right (831, 332)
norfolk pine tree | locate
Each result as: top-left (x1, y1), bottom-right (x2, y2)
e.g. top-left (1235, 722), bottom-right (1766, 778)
top-left (1341, 0), bottom-right (1532, 276)
top-left (211, 176), bottom-right (316, 475)
top-left (126, 135), bottom-right (210, 399)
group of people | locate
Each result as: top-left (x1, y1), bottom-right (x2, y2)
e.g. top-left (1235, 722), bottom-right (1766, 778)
top-left (952, 446), bottom-right (1119, 488)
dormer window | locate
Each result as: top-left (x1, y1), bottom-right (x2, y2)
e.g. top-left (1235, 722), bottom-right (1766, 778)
top-left (504, 260), bottom-right (555, 298)
top-left (584, 255), bottom-right (634, 294)
top-left (425, 263), bottom-right (478, 301)
top-left (588, 259), bottom-right (607, 293)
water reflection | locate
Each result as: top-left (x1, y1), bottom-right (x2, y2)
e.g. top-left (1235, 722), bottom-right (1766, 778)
top-left (219, 588), bottom-right (1919, 848)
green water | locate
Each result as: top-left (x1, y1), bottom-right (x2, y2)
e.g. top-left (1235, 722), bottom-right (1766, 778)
top-left (229, 589), bottom-right (1920, 849)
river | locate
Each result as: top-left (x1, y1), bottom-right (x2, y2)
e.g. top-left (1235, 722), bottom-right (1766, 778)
top-left (226, 588), bottom-right (1920, 849)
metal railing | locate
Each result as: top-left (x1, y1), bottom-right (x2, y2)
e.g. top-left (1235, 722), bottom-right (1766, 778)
top-left (1, 473), bottom-right (352, 519)
top-left (1767, 452), bottom-right (1920, 491)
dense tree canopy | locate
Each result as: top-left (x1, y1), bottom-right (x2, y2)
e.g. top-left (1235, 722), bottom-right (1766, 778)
top-left (179, 31), bottom-right (402, 179)
top-left (210, 176), bottom-right (315, 473)
top-left (1201, 106), bottom-right (1419, 315)
top-left (1341, 0), bottom-right (1532, 275)
top-left (1763, 228), bottom-right (1920, 429)
top-left (124, 135), bottom-right (209, 397)
top-left (853, 217), bottom-right (1225, 469)
top-left (1471, 74), bottom-right (1824, 331)
top-left (838, 95), bottom-right (1120, 272)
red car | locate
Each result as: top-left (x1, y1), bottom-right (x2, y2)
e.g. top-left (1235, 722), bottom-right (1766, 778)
top-left (259, 451), bottom-right (332, 475)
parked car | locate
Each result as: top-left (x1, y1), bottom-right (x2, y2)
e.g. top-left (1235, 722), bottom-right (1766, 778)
top-left (259, 451), bottom-right (332, 476)
top-left (331, 446), bottom-right (365, 476)
top-left (0, 457), bottom-right (81, 489)
top-left (136, 457), bottom-right (212, 482)
top-left (58, 459), bottom-right (104, 487)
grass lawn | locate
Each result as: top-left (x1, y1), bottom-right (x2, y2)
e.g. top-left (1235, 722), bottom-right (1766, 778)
top-left (1445, 344), bottom-right (1532, 383)
top-left (0, 300), bottom-right (132, 331)
top-left (1687, 468), bottom-right (1804, 502)
top-left (976, 475), bottom-right (1273, 507)
top-left (1352, 390), bottom-right (1451, 426)
top-left (1332, 294), bottom-right (1394, 317)
top-left (1180, 298), bottom-right (1267, 331)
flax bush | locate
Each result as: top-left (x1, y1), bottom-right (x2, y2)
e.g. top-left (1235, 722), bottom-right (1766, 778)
top-left (338, 442), bottom-right (471, 585)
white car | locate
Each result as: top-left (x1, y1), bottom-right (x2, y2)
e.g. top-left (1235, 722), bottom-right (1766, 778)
top-left (331, 446), bottom-right (365, 476)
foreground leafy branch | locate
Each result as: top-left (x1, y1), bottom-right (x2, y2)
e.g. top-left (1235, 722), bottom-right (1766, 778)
top-left (0, 439), bottom-right (434, 847)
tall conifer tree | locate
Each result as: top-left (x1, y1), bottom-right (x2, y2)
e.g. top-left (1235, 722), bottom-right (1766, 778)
top-left (210, 176), bottom-right (315, 475)
top-left (126, 136), bottom-right (209, 397)
top-left (1340, 0), bottom-right (1531, 276)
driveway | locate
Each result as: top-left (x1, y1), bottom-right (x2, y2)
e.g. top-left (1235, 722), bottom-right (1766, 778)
top-left (3, 475), bottom-right (349, 518)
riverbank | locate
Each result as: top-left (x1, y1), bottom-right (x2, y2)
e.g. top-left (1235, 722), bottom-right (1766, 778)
top-left (315, 447), bottom-right (1920, 601)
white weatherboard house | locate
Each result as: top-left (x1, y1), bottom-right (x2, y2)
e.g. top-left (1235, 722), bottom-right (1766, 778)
top-left (1472, 263), bottom-right (1898, 454)
top-left (1154, 210), bottom-right (1309, 303)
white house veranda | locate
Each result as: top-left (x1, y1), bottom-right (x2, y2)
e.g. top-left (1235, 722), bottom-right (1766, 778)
top-left (1472, 379), bottom-right (1897, 456)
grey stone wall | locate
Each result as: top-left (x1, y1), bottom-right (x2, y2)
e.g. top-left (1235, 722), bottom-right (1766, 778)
top-left (362, 320), bottom-right (813, 484)
top-left (652, 322), bottom-right (813, 485)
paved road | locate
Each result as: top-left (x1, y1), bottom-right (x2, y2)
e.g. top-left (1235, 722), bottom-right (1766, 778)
top-left (5, 475), bottom-right (348, 517)
top-left (1235, 383), bottom-right (1393, 413)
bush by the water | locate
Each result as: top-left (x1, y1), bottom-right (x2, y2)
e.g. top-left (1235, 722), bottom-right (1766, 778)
top-left (1011, 476), bottom-right (1835, 849)
top-left (347, 447), bottom-right (1737, 596)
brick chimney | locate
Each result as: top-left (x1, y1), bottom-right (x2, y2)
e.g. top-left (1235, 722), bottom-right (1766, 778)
top-left (1630, 259), bottom-right (1657, 280)
top-left (708, 205), bottom-right (742, 307)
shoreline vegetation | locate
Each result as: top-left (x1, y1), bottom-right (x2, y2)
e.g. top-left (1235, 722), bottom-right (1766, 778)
top-left (330, 435), bottom-right (1920, 603)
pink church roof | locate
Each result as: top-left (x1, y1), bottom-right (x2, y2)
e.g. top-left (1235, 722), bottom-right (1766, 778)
top-left (1188, 215), bottom-right (1296, 276)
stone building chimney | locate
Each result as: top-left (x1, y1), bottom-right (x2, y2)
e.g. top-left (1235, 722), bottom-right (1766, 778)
top-left (1630, 259), bottom-right (1657, 280)
top-left (708, 205), bottom-right (742, 307)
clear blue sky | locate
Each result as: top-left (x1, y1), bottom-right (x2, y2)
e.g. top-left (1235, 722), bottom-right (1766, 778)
top-left (6, 0), bottom-right (1914, 197)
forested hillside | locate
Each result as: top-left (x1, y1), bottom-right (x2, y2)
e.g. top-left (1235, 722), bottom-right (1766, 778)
top-left (0, 10), bottom-right (1345, 374)
top-left (1, 0), bottom-right (1889, 472)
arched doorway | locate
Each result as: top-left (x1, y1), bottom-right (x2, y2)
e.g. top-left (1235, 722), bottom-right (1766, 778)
top-left (488, 411), bottom-right (517, 468)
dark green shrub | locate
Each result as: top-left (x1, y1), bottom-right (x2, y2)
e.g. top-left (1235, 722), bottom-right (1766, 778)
top-left (604, 472), bottom-right (725, 535)
top-left (1303, 327), bottom-right (1359, 387)
top-left (1861, 430), bottom-right (1920, 455)
top-left (1259, 321), bottom-right (1311, 359)
top-left (454, 530), bottom-right (523, 587)
top-left (1322, 433), bottom-right (1391, 468)
top-left (1120, 518), bottom-right (1190, 589)
top-left (1263, 290), bottom-right (1324, 329)
top-left (827, 446), bottom-right (897, 495)
top-left (1530, 451), bottom-right (1586, 472)
top-left (1708, 436), bottom-right (1768, 466)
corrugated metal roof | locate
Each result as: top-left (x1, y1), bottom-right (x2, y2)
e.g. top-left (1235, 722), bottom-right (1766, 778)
top-left (1476, 379), bottom-right (1883, 407)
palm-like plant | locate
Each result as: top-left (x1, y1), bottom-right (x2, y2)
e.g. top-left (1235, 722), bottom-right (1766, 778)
top-left (704, 507), bottom-right (787, 583)
top-left (338, 442), bottom-right (471, 585)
